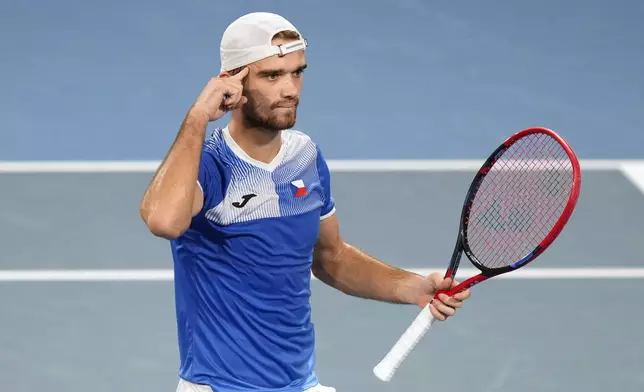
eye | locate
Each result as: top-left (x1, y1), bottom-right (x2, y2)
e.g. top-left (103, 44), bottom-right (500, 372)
top-left (293, 70), bottom-right (303, 77)
top-left (266, 73), bottom-right (279, 81)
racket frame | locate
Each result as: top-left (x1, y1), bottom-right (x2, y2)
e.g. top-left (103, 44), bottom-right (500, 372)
top-left (437, 126), bottom-right (582, 298)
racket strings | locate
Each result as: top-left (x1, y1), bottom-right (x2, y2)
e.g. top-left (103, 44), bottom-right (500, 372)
top-left (475, 168), bottom-right (571, 267)
top-left (467, 168), bottom-right (556, 265)
top-left (473, 139), bottom-right (572, 267)
top-left (465, 133), bottom-right (574, 269)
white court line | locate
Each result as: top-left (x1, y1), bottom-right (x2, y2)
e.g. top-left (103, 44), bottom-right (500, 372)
top-left (1, 268), bottom-right (644, 282)
top-left (4, 160), bottom-right (642, 196)
top-left (328, 159), bottom-right (637, 172)
top-left (1, 160), bottom-right (642, 173)
top-left (0, 161), bottom-right (160, 173)
top-left (620, 162), bottom-right (644, 195)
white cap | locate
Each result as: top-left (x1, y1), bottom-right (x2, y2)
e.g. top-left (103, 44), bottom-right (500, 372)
top-left (219, 12), bottom-right (308, 72)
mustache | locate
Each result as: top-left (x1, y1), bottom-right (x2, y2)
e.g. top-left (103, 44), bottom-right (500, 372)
top-left (272, 98), bottom-right (299, 108)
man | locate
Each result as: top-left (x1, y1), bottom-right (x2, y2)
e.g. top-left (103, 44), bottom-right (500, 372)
top-left (140, 12), bottom-right (471, 392)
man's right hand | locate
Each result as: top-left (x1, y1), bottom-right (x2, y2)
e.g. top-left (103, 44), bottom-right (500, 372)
top-left (191, 67), bottom-right (249, 122)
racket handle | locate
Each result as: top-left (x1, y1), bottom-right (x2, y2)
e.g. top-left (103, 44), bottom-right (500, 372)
top-left (373, 304), bottom-right (436, 382)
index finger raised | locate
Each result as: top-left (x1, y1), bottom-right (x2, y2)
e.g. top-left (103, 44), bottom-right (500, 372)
top-left (229, 66), bottom-right (249, 80)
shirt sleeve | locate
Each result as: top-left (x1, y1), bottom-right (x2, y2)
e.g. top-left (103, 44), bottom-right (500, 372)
top-left (316, 145), bottom-right (336, 220)
top-left (197, 146), bottom-right (224, 214)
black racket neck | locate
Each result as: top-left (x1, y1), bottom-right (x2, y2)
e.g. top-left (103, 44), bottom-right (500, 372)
top-left (445, 234), bottom-right (463, 278)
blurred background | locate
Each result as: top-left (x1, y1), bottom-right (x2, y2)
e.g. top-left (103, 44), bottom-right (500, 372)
top-left (2, 0), bottom-right (644, 391)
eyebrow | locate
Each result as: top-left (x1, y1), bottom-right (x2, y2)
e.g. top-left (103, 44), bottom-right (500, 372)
top-left (257, 64), bottom-right (308, 76)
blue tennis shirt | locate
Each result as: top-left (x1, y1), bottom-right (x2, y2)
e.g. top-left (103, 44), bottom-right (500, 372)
top-left (170, 126), bottom-right (336, 392)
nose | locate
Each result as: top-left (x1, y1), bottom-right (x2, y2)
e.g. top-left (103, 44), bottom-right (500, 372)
top-left (280, 74), bottom-right (300, 99)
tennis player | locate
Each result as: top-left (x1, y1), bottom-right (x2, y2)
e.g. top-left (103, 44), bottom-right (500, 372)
top-left (140, 12), bottom-right (471, 392)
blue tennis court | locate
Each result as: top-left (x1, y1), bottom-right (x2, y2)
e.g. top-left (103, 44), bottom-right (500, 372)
top-left (2, 0), bottom-right (644, 391)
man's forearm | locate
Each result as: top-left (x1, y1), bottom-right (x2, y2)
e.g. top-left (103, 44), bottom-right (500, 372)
top-left (140, 107), bottom-right (208, 238)
top-left (313, 242), bottom-right (424, 305)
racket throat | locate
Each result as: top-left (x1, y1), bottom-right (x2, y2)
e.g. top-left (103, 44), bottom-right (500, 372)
top-left (445, 274), bottom-right (488, 297)
top-left (444, 236), bottom-right (464, 279)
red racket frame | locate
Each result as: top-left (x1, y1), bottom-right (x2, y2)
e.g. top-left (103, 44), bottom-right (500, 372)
top-left (435, 127), bottom-right (582, 299)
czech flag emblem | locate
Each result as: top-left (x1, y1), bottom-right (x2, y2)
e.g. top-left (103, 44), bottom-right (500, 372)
top-left (291, 180), bottom-right (307, 197)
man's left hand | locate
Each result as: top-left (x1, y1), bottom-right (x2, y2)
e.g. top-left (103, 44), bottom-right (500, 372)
top-left (415, 273), bottom-right (472, 321)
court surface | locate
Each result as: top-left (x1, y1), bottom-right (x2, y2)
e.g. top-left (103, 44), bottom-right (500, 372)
top-left (3, 0), bottom-right (644, 390)
top-left (1, 163), bottom-right (644, 392)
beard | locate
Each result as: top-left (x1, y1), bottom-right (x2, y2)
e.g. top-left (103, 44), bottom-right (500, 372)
top-left (241, 89), bottom-right (299, 131)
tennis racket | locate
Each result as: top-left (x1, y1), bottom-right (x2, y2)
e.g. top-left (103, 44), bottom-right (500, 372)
top-left (372, 126), bottom-right (582, 382)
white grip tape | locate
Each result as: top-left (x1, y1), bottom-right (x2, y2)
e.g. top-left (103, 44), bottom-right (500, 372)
top-left (372, 304), bottom-right (436, 382)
